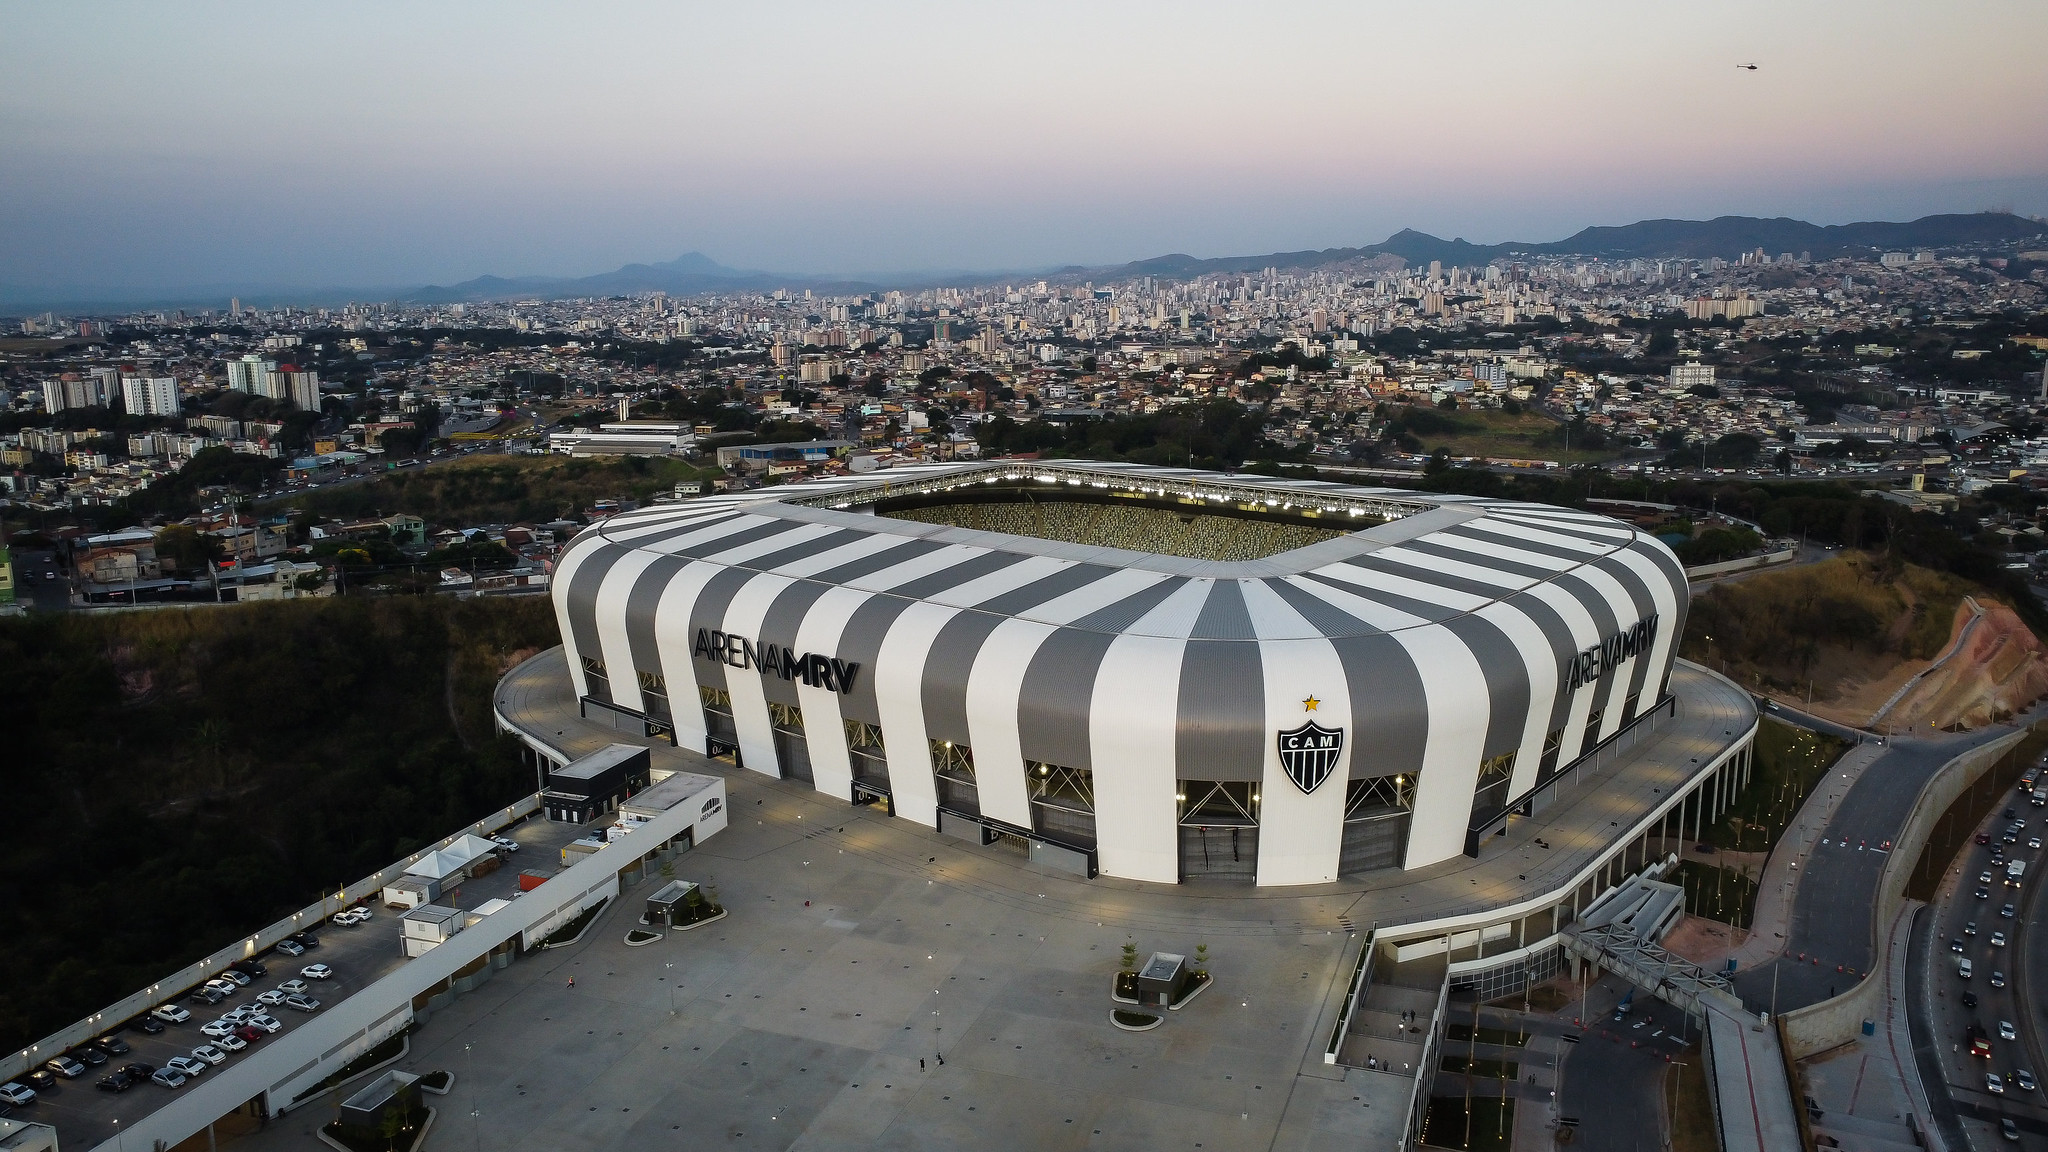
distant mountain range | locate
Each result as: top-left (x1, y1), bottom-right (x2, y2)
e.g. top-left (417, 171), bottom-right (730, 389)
top-left (1080, 212), bottom-right (2048, 282)
top-left (8, 211), bottom-right (2044, 314)
top-left (400, 212), bottom-right (2047, 306)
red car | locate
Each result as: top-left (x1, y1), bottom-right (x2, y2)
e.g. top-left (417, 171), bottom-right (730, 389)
top-left (232, 1025), bottom-right (264, 1043)
top-left (1977, 833), bottom-right (1992, 845)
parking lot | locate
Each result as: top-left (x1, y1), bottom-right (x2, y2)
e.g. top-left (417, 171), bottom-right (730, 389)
top-left (6, 810), bottom-right (590, 1150)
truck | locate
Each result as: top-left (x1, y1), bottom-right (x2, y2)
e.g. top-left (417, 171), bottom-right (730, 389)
top-left (2008, 860), bottom-right (2026, 887)
top-left (2031, 787), bottom-right (2046, 807)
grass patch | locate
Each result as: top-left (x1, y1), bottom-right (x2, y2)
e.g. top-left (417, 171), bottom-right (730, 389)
top-left (1906, 724), bottom-right (2048, 901)
top-left (1704, 718), bottom-right (1849, 853)
top-left (541, 897), bottom-right (610, 948)
top-left (1681, 555), bottom-right (1977, 696)
top-left (417, 1070), bottom-right (450, 1092)
top-left (1674, 859), bottom-right (1760, 928)
top-left (1383, 403), bottom-right (1615, 464)
top-left (1440, 1054), bottom-right (1520, 1079)
top-left (292, 1024), bottom-right (413, 1103)
top-left (1446, 1023), bottom-right (1530, 1047)
top-left (1670, 1044), bottom-right (1717, 1152)
top-left (1421, 1094), bottom-right (1516, 1151)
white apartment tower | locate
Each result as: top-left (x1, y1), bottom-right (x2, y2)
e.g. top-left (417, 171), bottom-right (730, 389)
top-left (122, 375), bottom-right (182, 417)
top-left (226, 354), bottom-right (279, 397)
top-left (1670, 361), bottom-right (1715, 390)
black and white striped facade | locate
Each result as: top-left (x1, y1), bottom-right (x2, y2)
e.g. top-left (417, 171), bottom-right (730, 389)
top-left (551, 461), bottom-right (1688, 886)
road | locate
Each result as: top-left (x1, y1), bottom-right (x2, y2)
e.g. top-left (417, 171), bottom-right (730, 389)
top-left (1555, 975), bottom-right (1698, 1151)
top-left (1732, 725), bottom-right (2016, 1015)
top-left (1917, 773), bottom-right (2048, 1147)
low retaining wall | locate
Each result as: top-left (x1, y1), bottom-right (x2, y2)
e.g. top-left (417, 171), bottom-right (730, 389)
top-left (1779, 728), bottom-right (2027, 1058)
top-left (1685, 547), bottom-right (1798, 581)
top-left (4, 794), bottom-right (541, 1086)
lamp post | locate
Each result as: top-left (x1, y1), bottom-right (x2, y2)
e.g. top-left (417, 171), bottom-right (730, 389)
top-left (466, 1042), bottom-right (480, 1152)
top-left (666, 962), bottom-right (677, 1016)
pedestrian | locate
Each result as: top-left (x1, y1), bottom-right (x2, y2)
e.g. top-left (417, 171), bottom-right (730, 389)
top-left (567, 977), bottom-right (575, 988)
top-left (920, 1059), bottom-right (926, 1070)
top-left (936, 1053), bottom-right (944, 1066)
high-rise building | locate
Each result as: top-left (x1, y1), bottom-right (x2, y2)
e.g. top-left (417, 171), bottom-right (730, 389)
top-left (283, 369), bottom-right (320, 411)
top-left (226, 354), bottom-right (279, 396)
top-left (122, 375), bottom-right (181, 417)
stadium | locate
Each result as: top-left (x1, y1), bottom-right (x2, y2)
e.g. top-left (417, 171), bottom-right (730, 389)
top-left (550, 460), bottom-right (1688, 887)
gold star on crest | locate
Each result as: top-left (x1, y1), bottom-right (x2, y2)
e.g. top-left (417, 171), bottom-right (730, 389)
top-left (1302, 695), bottom-right (1320, 712)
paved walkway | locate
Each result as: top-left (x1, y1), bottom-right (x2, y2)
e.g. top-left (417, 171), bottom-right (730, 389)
top-left (1725, 741), bottom-right (1885, 975)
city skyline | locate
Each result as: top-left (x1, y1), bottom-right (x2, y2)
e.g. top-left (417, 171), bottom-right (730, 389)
top-left (4, 0), bottom-right (2046, 301)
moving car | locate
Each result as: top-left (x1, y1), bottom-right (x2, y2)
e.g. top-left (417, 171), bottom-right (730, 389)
top-left (1963, 992), bottom-right (1980, 1009)
top-left (2002, 902), bottom-right (2017, 918)
top-left (1977, 886), bottom-right (1992, 900)
top-left (1993, 970), bottom-right (2008, 988)
top-left (1987, 1072), bottom-right (2006, 1094)
top-left (2001, 1021), bottom-right (2019, 1041)
top-left (1967, 921), bottom-right (1980, 935)
top-left (1992, 931), bottom-right (2007, 947)
top-left (1952, 938), bottom-right (1966, 953)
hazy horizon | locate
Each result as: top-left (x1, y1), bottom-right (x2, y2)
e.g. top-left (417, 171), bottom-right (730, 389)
top-left (5, 0), bottom-right (2046, 303)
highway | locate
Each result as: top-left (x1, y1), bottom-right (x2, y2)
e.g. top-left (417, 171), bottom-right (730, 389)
top-left (1916, 771), bottom-right (2048, 1147)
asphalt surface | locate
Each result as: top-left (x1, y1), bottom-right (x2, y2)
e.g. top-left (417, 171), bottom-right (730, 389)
top-left (1555, 975), bottom-right (1697, 1151)
top-left (1916, 774), bottom-right (2048, 1147)
top-left (1732, 727), bottom-right (2014, 1014)
top-left (8, 548), bottom-right (70, 611)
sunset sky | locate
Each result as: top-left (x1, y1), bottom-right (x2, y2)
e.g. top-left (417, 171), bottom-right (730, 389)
top-left (4, 0), bottom-right (2045, 299)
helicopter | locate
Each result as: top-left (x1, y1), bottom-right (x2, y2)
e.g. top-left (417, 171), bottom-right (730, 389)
top-left (1737, 63), bottom-right (1759, 70)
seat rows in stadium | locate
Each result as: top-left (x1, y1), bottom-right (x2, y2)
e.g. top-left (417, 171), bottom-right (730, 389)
top-left (883, 499), bottom-right (1343, 562)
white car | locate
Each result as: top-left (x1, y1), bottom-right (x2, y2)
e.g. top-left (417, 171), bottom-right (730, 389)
top-left (0, 1083), bottom-right (34, 1106)
top-left (199, 1020), bottom-right (237, 1039)
top-left (300, 964), bottom-right (334, 981)
top-left (246, 1014), bottom-right (283, 1033)
top-left (190, 1045), bottom-right (227, 1066)
top-left (277, 979), bottom-right (309, 996)
top-left (332, 909), bottom-right (366, 926)
top-left (222, 1005), bottom-right (256, 1024)
top-left (219, 969), bottom-right (252, 987)
top-left (2002, 1020), bottom-right (2020, 1041)
top-left (215, 1033), bottom-right (247, 1052)
top-left (256, 989), bottom-right (287, 1006)
top-left (164, 1056), bottom-right (207, 1079)
top-left (1992, 932), bottom-right (2008, 947)
top-left (1989, 1072), bottom-right (2007, 1094)
top-left (151, 1068), bottom-right (187, 1089)
top-left (492, 836), bottom-right (521, 853)
top-left (274, 940), bottom-right (305, 957)
top-left (151, 1005), bottom-right (191, 1024)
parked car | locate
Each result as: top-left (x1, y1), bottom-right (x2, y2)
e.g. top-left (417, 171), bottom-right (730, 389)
top-left (71, 1047), bottom-right (106, 1067)
top-left (246, 1014), bottom-right (283, 1033)
top-left (277, 979), bottom-right (310, 995)
top-left (219, 969), bottom-right (251, 987)
top-left (93, 1035), bottom-right (131, 1056)
top-left (187, 987), bottom-right (224, 1006)
top-left (23, 1071), bottom-right (55, 1091)
top-left (0, 1084), bottom-right (34, 1107)
top-left (256, 989), bottom-right (287, 1006)
top-left (282, 995), bottom-right (321, 1013)
top-left (44, 1056), bottom-right (84, 1079)
top-left (204, 978), bottom-right (239, 997)
top-left (233, 1024), bottom-right (266, 1043)
top-left (332, 909), bottom-right (365, 926)
top-left (222, 1005), bottom-right (257, 1025)
top-left (150, 1068), bottom-right (187, 1089)
top-left (230, 959), bottom-right (268, 978)
top-left (289, 932), bottom-right (320, 950)
top-left (128, 1015), bottom-right (165, 1035)
top-left (190, 1045), bottom-right (227, 1066)
top-left (215, 1033), bottom-right (248, 1053)
top-left (95, 1072), bottom-right (132, 1093)
top-left (163, 1056), bottom-right (207, 1079)
top-left (301, 964), bottom-right (334, 981)
top-left (273, 940), bottom-right (305, 957)
top-left (200, 1020), bottom-right (237, 1039)
top-left (152, 1004), bottom-right (191, 1024)
top-left (492, 836), bottom-right (521, 853)
top-left (121, 1062), bottom-right (155, 1080)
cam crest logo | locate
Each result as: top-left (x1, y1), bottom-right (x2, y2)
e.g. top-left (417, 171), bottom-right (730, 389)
top-left (1276, 719), bottom-right (1344, 794)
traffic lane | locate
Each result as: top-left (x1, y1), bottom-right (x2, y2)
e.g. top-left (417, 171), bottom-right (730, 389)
top-left (1753, 697), bottom-right (1867, 744)
top-left (2022, 820), bottom-right (2048, 1122)
top-left (1735, 742), bottom-right (1958, 1012)
top-left (1556, 978), bottom-right (1696, 1149)
top-left (1928, 798), bottom-right (2046, 1130)
top-left (11, 549), bottom-right (71, 612)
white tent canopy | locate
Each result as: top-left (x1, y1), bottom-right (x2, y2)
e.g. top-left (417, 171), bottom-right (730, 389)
top-left (404, 834), bottom-right (499, 881)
